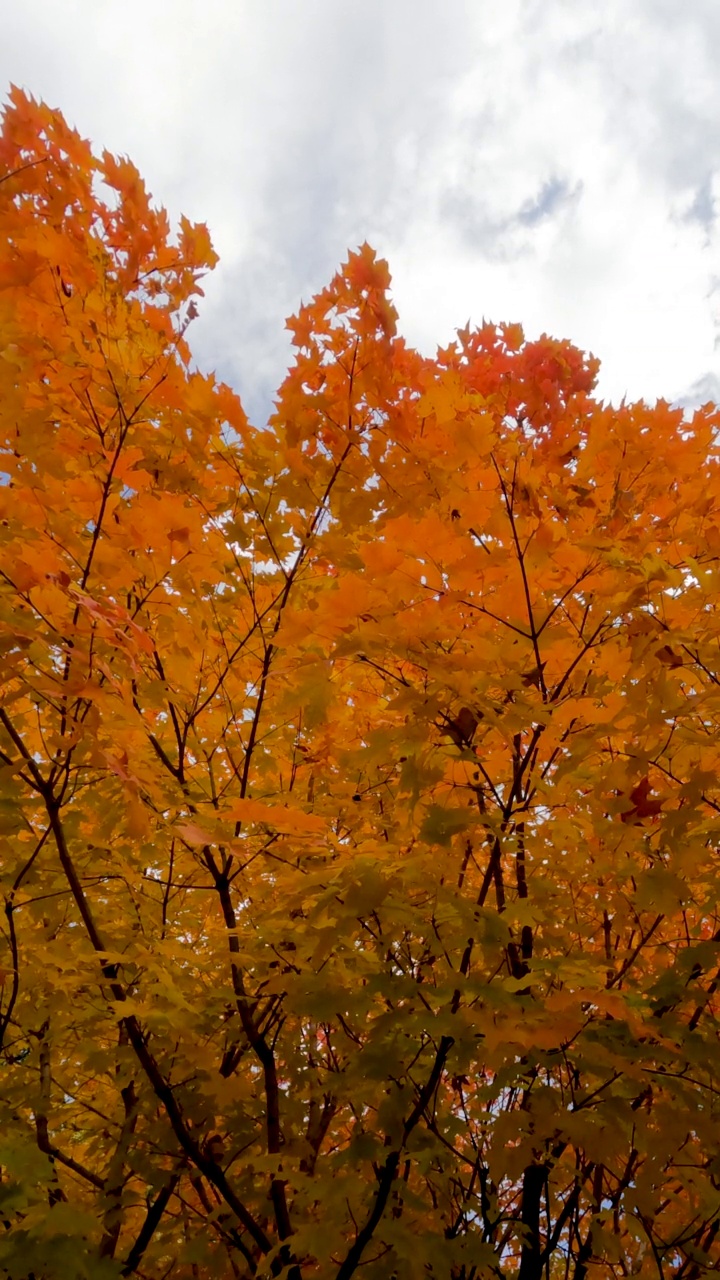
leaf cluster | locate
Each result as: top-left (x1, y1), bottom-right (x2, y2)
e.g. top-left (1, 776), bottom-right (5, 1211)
top-left (1, 89), bottom-right (719, 1280)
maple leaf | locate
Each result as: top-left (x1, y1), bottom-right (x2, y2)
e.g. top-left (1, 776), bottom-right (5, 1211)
top-left (620, 775), bottom-right (664, 824)
top-left (441, 706), bottom-right (480, 748)
top-left (344, 240), bottom-right (391, 293)
top-left (656, 643), bottom-right (683, 668)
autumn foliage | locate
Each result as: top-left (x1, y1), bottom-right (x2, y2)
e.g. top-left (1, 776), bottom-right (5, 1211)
top-left (1, 88), bottom-right (720, 1280)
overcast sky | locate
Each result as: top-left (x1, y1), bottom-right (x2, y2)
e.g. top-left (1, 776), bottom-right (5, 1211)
top-left (4, 0), bottom-right (720, 422)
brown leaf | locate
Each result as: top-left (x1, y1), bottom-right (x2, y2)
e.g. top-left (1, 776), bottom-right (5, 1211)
top-left (621, 776), bottom-right (663, 823)
top-left (656, 645), bottom-right (683, 668)
top-left (445, 706), bottom-right (479, 747)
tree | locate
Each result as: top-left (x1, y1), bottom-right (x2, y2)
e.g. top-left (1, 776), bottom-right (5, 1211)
top-left (0, 87), bottom-right (719, 1280)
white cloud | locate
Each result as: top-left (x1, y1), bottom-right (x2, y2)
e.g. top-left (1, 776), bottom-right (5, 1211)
top-left (3, 0), bottom-right (720, 417)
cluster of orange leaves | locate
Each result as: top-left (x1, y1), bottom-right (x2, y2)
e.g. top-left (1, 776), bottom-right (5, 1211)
top-left (0, 88), bottom-right (719, 1280)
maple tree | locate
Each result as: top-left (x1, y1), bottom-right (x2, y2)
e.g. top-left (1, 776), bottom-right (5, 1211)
top-left (1, 87), bottom-right (720, 1280)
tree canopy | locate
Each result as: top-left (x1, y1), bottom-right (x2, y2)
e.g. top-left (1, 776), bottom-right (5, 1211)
top-left (1, 88), bottom-right (719, 1280)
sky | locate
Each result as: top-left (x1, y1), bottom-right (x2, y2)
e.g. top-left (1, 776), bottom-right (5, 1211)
top-left (3, 0), bottom-right (720, 424)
